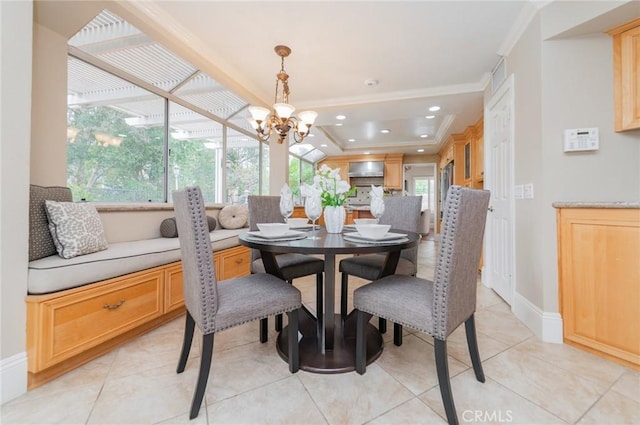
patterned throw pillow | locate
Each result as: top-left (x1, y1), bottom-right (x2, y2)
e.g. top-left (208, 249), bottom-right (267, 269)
top-left (29, 185), bottom-right (73, 261)
top-left (44, 201), bottom-right (108, 259)
top-left (218, 204), bottom-right (248, 229)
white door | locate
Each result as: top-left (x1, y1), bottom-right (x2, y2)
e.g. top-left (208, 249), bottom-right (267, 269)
top-left (483, 75), bottom-right (515, 305)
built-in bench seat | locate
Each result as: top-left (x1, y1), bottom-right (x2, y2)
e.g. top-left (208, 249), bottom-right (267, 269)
top-left (28, 228), bottom-right (247, 294)
top-left (26, 185), bottom-right (254, 389)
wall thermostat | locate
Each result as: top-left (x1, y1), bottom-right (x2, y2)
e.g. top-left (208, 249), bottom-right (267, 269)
top-left (564, 128), bottom-right (599, 152)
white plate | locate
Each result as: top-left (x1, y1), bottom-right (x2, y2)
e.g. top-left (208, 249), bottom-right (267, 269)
top-left (343, 231), bottom-right (407, 242)
top-left (343, 224), bottom-right (357, 231)
top-left (246, 230), bottom-right (307, 240)
top-left (343, 234), bottom-right (408, 245)
top-left (289, 224), bottom-right (315, 230)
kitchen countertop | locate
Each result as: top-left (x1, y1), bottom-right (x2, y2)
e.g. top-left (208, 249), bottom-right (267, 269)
top-left (552, 202), bottom-right (640, 209)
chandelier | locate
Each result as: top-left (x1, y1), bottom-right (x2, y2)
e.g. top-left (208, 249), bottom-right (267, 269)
top-left (248, 45), bottom-right (317, 144)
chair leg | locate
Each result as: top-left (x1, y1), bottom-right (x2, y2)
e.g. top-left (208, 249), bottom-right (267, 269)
top-left (287, 309), bottom-right (299, 373)
top-left (260, 318), bottom-right (268, 343)
top-left (340, 272), bottom-right (348, 319)
top-left (190, 333), bottom-right (214, 420)
top-left (276, 280), bottom-right (294, 332)
top-left (379, 317), bottom-right (387, 333)
top-left (316, 272), bottom-right (323, 320)
top-left (355, 309), bottom-right (367, 375)
top-left (177, 312), bottom-right (195, 373)
top-left (465, 314), bottom-right (485, 382)
top-left (393, 323), bottom-right (403, 346)
top-left (434, 339), bottom-right (458, 425)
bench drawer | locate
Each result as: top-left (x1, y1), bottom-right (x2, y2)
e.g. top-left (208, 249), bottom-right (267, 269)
top-left (27, 270), bottom-right (164, 372)
top-left (218, 246), bottom-right (251, 280)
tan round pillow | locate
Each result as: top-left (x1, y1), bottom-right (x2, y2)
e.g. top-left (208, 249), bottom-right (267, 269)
top-left (218, 204), bottom-right (248, 229)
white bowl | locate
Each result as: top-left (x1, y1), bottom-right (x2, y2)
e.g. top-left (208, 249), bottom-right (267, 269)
top-left (353, 218), bottom-right (378, 225)
top-left (355, 223), bottom-right (391, 239)
top-left (287, 218), bottom-right (309, 227)
top-left (257, 223), bottom-right (290, 237)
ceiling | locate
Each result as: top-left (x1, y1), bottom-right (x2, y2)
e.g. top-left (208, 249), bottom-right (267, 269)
top-left (35, 0), bottom-right (539, 157)
top-left (134, 1), bottom-right (532, 156)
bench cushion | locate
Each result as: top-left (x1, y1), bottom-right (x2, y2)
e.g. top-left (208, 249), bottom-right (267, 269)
top-left (28, 229), bottom-right (247, 295)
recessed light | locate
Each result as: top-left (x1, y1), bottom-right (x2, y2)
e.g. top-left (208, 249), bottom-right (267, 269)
top-left (336, 123), bottom-right (343, 126)
top-left (348, 138), bottom-right (356, 142)
top-left (364, 151), bottom-right (371, 155)
top-left (425, 115), bottom-right (435, 119)
top-left (320, 144), bottom-right (327, 147)
top-left (336, 115), bottom-right (346, 120)
top-left (417, 148), bottom-right (425, 153)
top-left (420, 134), bottom-right (428, 138)
top-left (364, 79), bottom-right (379, 87)
top-left (380, 129), bottom-right (390, 134)
top-left (428, 106), bottom-right (440, 112)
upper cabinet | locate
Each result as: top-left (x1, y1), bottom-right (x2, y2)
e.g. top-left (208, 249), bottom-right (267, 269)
top-left (318, 153), bottom-right (404, 190)
top-left (383, 154), bottom-right (403, 190)
top-left (438, 116), bottom-right (484, 190)
top-left (607, 18), bottom-right (640, 132)
top-left (318, 158), bottom-right (349, 181)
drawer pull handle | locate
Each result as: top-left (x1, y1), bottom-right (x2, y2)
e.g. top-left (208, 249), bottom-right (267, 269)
top-left (103, 298), bottom-right (125, 310)
top-left (235, 258), bottom-right (243, 264)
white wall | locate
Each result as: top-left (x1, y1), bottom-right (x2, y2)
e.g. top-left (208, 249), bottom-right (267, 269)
top-left (1, 0), bottom-right (32, 403)
top-left (501, 1), bottom-right (640, 340)
top-left (504, 13), bottom-right (546, 309)
top-left (31, 23), bottom-right (68, 185)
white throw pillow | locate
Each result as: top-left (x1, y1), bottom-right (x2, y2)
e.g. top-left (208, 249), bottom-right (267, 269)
top-left (45, 201), bottom-right (108, 259)
top-left (218, 204), bottom-right (248, 229)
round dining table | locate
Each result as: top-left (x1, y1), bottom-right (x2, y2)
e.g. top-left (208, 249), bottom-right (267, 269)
top-left (239, 226), bottom-right (421, 374)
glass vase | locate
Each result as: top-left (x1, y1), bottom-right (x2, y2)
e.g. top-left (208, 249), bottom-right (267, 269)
top-left (323, 205), bottom-right (346, 233)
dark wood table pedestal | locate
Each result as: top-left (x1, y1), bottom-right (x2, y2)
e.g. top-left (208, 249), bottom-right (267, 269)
top-left (239, 229), bottom-right (420, 374)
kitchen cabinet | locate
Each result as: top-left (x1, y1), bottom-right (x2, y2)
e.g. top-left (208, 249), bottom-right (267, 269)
top-left (295, 205), bottom-right (352, 226)
top-left (473, 119), bottom-right (484, 186)
top-left (607, 18), bottom-right (640, 132)
top-left (383, 154), bottom-right (403, 190)
top-left (555, 205), bottom-right (640, 369)
top-left (317, 158), bottom-right (349, 181)
top-left (318, 153), bottom-right (404, 190)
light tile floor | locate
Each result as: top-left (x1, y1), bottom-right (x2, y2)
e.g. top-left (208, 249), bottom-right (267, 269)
top-left (3, 238), bottom-right (639, 424)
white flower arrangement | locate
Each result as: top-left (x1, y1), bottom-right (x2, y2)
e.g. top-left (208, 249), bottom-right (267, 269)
top-left (308, 164), bottom-right (356, 207)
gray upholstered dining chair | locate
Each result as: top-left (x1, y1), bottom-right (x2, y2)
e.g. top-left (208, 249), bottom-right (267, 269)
top-left (248, 195), bottom-right (324, 341)
top-left (174, 187), bottom-right (301, 420)
top-left (353, 186), bottom-right (490, 425)
top-left (340, 195), bottom-right (422, 345)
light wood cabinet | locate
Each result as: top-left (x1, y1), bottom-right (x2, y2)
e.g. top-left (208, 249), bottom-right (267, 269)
top-left (26, 244), bottom-right (251, 388)
top-left (473, 119), bottom-right (484, 186)
top-left (607, 18), bottom-right (640, 132)
top-left (27, 269), bottom-right (165, 373)
top-left (556, 206), bottom-right (640, 369)
top-left (383, 154), bottom-right (403, 190)
top-left (317, 158), bottom-right (349, 181)
top-left (318, 153), bottom-right (404, 190)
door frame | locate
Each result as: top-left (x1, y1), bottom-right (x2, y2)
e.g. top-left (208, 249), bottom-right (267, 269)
top-left (482, 74), bottom-right (516, 304)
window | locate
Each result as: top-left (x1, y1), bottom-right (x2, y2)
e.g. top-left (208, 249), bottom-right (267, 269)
top-left (414, 177), bottom-right (435, 211)
top-left (168, 102), bottom-right (221, 202)
top-left (226, 129), bottom-right (261, 204)
top-left (67, 9), bottom-right (268, 203)
top-left (289, 155), bottom-right (301, 200)
top-left (67, 59), bottom-right (164, 202)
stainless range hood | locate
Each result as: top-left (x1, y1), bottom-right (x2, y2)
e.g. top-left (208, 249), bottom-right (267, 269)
top-left (348, 161), bottom-right (384, 178)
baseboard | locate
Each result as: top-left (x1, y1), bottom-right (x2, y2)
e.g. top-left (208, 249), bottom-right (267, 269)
top-left (512, 292), bottom-right (563, 343)
top-left (0, 352), bottom-right (28, 404)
